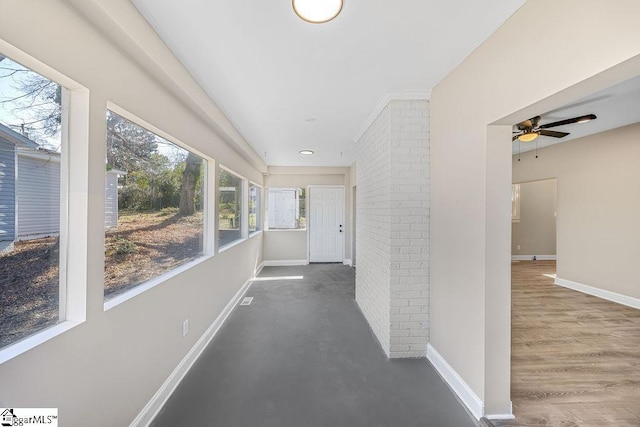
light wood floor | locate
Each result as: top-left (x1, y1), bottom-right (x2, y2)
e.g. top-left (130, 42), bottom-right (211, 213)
top-left (493, 260), bottom-right (640, 427)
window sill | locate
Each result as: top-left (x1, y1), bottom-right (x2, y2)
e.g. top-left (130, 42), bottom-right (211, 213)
top-left (266, 229), bottom-right (307, 232)
top-left (104, 254), bottom-right (214, 311)
top-left (249, 230), bottom-right (263, 238)
top-left (0, 320), bottom-right (83, 365)
top-left (219, 237), bottom-right (247, 253)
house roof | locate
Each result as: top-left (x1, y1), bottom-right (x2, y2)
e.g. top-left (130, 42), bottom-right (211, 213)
top-left (0, 123), bottom-right (39, 149)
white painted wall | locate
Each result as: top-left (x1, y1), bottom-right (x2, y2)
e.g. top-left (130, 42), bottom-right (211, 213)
top-left (513, 123), bottom-right (640, 299)
top-left (430, 0), bottom-right (640, 417)
top-left (0, 1), bottom-right (265, 426)
top-left (511, 179), bottom-right (557, 257)
top-left (356, 99), bottom-right (429, 358)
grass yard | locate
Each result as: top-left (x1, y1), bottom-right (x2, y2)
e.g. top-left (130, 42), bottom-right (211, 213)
top-left (0, 211), bottom-right (204, 349)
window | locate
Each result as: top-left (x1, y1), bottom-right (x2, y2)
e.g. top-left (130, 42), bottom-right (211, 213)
top-left (0, 55), bottom-right (64, 349)
top-left (512, 183), bottom-right (521, 223)
top-left (267, 188), bottom-right (306, 230)
top-left (249, 183), bottom-right (261, 234)
top-left (104, 109), bottom-right (206, 300)
top-left (218, 168), bottom-right (244, 248)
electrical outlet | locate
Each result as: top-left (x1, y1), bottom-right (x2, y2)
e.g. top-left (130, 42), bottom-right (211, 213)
top-left (517, 245), bottom-right (521, 251)
top-left (182, 319), bottom-right (189, 337)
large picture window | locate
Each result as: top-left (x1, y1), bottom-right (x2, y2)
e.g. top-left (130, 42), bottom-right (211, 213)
top-left (218, 168), bottom-right (244, 248)
top-left (267, 188), bottom-right (306, 230)
top-left (0, 54), bottom-right (64, 348)
top-left (104, 110), bottom-right (206, 300)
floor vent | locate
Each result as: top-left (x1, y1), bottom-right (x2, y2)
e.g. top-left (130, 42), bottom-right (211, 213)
top-left (240, 297), bottom-right (253, 306)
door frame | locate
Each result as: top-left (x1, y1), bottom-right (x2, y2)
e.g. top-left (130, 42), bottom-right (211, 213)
top-left (307, 185), bottom-right (346, 263)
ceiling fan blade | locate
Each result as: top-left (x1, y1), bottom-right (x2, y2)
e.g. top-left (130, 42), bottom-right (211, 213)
top-left (538, 114), bottom-right (597, 129)
top-left (539, 129), bottom-right (569, 138)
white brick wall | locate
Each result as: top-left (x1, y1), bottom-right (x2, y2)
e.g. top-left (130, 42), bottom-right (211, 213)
top-left (356, 99), bottom-right (429, 358)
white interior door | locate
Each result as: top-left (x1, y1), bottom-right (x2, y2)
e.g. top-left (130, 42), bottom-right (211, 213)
top-left (309, 187), bottom-right (344, 262)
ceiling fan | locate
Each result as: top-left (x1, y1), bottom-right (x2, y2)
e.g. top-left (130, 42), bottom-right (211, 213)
top-left (512, 114), bottom-right (597, 142)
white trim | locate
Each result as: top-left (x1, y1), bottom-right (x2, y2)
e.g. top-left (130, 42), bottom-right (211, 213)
top-left (218, 237), bottom-right (247, 253)
top-left (0, 320), bottom-right (82, 365)
top-left (263, 259), bottom-right (309, 266)
top-left (130, 275), bottom-right (255, 427)
top-left (343, 259), bottom-right (352, 266)
top-left (104, 255), bottom-right (213, 311)
top-left (107, 103), bottom-right (212, 162)
top-left (511, 255), bottom-right (556, 261)
top-left (555, 277), bottom-right (640, 310)
top-left (486, 408), bottom-right (515, 420)
top-left (353, 91), bottom-right (430, 142)
top-left (426, 343), bottom-right (484, 420)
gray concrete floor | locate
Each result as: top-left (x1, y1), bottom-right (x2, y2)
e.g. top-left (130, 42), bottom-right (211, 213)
top-left (151, 264), bottom-right (477, 427)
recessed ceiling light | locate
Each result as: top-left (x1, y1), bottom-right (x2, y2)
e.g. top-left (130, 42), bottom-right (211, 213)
top-left (299, 150), bottom-right (314, 155)
top-left (292, 0), bottom-right (343, 24)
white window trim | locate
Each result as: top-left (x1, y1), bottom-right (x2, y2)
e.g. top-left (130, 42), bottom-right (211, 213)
top-left (217, 165), bottom-right (248, 251)
top-left (104, 254), bottom-right (214, 311)
top-left (103, 103), bottom-right (214, 308)
top-left (265, 187), bottom-right (306, 231)
top-left (0, 40), bottom-right (90, 363)
top-left (248, 181), bottom-right (262, 235)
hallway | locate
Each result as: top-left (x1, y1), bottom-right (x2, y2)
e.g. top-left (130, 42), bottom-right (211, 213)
top-left (152, 264), bottom-right (476, 426)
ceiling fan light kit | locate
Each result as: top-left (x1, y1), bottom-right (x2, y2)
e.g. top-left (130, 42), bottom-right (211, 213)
top-left (292, 0), bottom-right (343, 24)
top-left (513, 114), bottom-right (597, 142)
top-left (517, 132), bottom-right (539, 142)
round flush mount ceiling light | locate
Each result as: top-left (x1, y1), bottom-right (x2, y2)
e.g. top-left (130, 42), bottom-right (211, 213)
top-left (293, 0), bottom-right (343, 24)
top-left (299, 149), bottom-right (315, 155)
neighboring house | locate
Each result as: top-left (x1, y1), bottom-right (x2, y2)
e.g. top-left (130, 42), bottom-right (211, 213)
top-left (0, 124), bottom-right (123, 253)
top-left (0, 124), bottom-right (38, 253)
top-left (105, 169), bottom-right (127, 229)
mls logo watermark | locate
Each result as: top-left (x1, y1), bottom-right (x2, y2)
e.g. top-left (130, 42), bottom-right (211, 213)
top-left (0, 409), bottom-right (58, 427)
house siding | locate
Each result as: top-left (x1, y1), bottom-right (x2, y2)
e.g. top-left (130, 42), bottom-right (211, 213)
top-left (16, 153), bottom-right (60, 239)
top-left (105, 172), bottom-right (118, 229)
top-left (0, 139), bottom-right (16, 243)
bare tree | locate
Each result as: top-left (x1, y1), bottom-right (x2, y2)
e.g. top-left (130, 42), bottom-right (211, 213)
top-left (0, 58), bottom-right (61, 144)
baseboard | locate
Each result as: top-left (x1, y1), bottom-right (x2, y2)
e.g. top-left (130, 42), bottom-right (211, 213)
top-left (130, 277), bottom-right (255, 427)
top-left (555, 277), bottom-right (640, 310)
top-left (426, 343), bottom-right (484, 420)
top-left (255, 262), bottom-right (265, 277)
top-left (511, 255), bottom-right (556, 261)
top-left (263, 259), bottom-right (308, 266)
top-left (486, 401), bottom-right (515, 420)
top-left (343, 259), bottom-right (352, 266)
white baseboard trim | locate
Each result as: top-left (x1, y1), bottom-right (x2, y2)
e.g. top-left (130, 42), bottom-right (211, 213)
top-left (555, 277), bottom-right (640, 310)
top-left (130, 277), bottom-right (255, 427)
top-left (254, 262), bottom-right (265, 278)
top-left (511, 255), bottom-right (556, 261)
top-left (486, 401), bottom-right (515, 420)
top-left (263, 259), bottom-right (309, 266)
top-left (426, 343), bottom-right (484, 420)
top-left (343, 259), bottom-right (352, 266)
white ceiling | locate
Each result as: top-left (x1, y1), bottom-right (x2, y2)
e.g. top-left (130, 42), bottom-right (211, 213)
top-left (131, 0), bottom-right (526, 167)
top-left (512, 75), bottom-right (640, 155)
